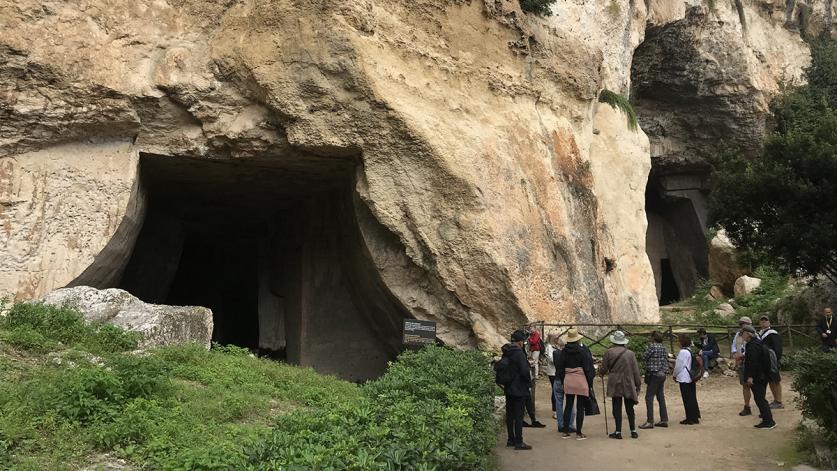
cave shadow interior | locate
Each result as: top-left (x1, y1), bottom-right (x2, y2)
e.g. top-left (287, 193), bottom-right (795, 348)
top-left (118, 153), bottom-right (406, 381)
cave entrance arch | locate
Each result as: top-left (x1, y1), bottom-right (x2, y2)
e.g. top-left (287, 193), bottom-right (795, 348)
top-left (116, 153), bottom-right (408, 381)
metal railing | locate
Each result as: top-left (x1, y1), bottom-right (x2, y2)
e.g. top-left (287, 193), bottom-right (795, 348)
top-left (530, 322), bottom-right (819, 353)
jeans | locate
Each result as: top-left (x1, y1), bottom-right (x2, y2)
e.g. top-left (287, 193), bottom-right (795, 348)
top-left (553, 379), bottom-right (576, 431)
top-left (644, 373), bottom-right (668, 423)
top-left (751, 381), bottom-right (774, 424)
top-left (612, 396), bottom-right (636, 432)
top-left (679, 382), bottom-right (700, 422)
top-left (701, 350), bottom-right (719, 370)
top-left (505, 395), bottom-right (526, 445)
top-left (562, 394), bottom-right (586, 434)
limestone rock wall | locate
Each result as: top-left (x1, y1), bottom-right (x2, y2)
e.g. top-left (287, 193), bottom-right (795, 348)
top-left (0, 0), bottom-right (820, 348)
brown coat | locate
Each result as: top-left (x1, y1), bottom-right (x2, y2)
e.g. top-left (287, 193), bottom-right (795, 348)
top-left (601, 346), bottom-right (642, 403)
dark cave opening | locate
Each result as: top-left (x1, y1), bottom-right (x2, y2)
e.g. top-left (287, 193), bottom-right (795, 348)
top-left (115, 153), bottom-right (408, 381)
top-left (659, 258), bottom-right (681, 305)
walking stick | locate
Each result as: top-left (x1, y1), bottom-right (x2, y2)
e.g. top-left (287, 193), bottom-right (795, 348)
top-left (601, 374), bottom-right (609, 436)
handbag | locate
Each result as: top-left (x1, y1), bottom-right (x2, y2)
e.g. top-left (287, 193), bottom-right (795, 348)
top-left (585, 385), bottom-right (601, 416)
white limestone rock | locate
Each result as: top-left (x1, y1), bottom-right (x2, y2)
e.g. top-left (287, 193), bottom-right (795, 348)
top-left (38, 286), bottom-right (213, 349)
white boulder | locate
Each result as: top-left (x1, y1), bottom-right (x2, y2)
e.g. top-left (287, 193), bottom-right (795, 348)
top-left (734, 276), bottom-right (763, 298)
top-left (38, 286), bottom-right (213, 349)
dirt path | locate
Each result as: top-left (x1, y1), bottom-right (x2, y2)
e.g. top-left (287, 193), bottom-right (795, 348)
top-left (496, 373), bottom-right (801, 471)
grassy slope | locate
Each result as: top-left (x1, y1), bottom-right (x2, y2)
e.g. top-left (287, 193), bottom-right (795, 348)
top-left (0, 303), bottom-right (359, 470)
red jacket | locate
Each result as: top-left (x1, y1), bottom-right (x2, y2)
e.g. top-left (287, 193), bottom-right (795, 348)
top-left (528, 330), bottom-right (542, 351)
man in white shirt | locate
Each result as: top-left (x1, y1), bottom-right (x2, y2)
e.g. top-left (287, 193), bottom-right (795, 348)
top-left (731, 316), bottom-right (753, 416)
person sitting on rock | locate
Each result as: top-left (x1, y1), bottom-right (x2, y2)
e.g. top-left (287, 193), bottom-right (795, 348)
top-left (696, 328), bottom-right (720, 378)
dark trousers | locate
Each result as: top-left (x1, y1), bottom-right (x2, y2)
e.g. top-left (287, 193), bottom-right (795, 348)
top-left (563, 394), bottom-right (586, 433)
top-left (645, 374), bottom-right (668, 423)
top-left (751, 381), bottom-right (774, 424)
top-left (612, 396), bottom-right (636, 432)
top-left (506, 395), bottom-right (526, 445)
top-left (679, 382), bottom-right (700, 422)
top-left (548, 375), bottom-right (556, 411)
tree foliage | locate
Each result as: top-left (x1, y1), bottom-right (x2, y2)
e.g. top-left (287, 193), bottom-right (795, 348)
top-left (709, 36), bottom-right (837, 282)
top-left (519, 0), bottom-right (557, 16)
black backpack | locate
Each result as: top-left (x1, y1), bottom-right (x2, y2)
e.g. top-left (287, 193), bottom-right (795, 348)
top-left (494, 355), bottom-right (515, 386)
top-left (764, 344), bottom-right (780, 381)
top-left (688, 349), bottom-right (705, 383)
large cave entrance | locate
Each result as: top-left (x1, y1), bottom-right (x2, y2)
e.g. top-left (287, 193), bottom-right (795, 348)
top-left (115, 153), bottom-right (407, 381)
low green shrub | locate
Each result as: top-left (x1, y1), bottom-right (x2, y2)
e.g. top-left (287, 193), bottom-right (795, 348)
top-left (248, 346), bottom-right (497, 471)
top-left (786, 349), bottom-right (837, 449)
top-left (0, 303), bottom-right (139, 354)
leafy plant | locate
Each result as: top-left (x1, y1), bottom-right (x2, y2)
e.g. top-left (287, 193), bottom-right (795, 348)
top-left (709, 36), bottom-right (837, 282)
top-left (786, 350), bottom-right (837, 453)
top-left (598, 89), bottom-right (639, 130)
top-left (519, 0), bottom-right (557, 16)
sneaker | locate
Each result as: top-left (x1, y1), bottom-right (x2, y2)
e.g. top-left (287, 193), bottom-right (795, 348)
top-left (514, 442), bottom-right (533, 450)
top-left (575, 433), bottom-right (587, 441)
top-left (638, 422), bottom-right (654, 430)
top-left (679, 419), bottom-right (692, 425)
top-left (531, 421), bottom-right (546, 428)
top-left (553, 411), bottom-right (558, 419)
top-left (770, 402), bottom-right (784, 409)
top-left (754, 422), bottom-right (777, 430)
top-left (703, 371), bottom-right (709, 379)
top-left (738, 406), bottom-right (752, 416)
top-left (654, 421), bottom-right (668, 428)
top-left (609, 432), bottom-right (623, 439)
top-left (631, 431), bottom-right (639, 439)
top-left (561, 433), bottom-right (572, 439)
top-left (522, 421), bottom-right (532, 428)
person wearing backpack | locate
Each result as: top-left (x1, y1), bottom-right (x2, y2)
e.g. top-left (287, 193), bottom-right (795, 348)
top-left (742, 325), bottom-right (776, 429)
top-left (758, 314), bottom-right (784, 409)
top-left (673, 334), bottom-right (701, 425)
top-left (601, 331), bottom-right (642, 439)
top-left (497, 330), bottom-right (534, 450)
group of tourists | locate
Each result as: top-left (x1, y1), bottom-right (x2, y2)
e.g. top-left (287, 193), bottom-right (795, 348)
top-left (495, 304), bottom-right (824, 450)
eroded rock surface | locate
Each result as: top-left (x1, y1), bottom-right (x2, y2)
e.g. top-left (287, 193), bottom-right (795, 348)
top-left (39, 286), bottom-right (213, 348)
top-left (0, 0), bottom-right (829, 352)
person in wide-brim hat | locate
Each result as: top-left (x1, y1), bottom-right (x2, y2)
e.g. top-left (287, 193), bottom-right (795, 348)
top-left (610, 330), bottom-right (629, 345)
top-left (565, 328), bottom-right (583, 343)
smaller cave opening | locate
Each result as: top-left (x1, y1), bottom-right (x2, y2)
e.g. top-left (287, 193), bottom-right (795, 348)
top-left (645, 174), bottom-right (710, 304)
top-left (659, 258), bottom-right (681, 305)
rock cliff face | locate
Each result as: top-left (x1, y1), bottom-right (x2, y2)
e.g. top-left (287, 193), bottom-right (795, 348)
top-left (0, 0), bottom-right (826, 375)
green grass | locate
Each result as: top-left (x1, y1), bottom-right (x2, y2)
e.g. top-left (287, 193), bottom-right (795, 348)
top-left (0, 303), bottom-right (496, 470)
top-left (0, 303), bottom-right (359, 470)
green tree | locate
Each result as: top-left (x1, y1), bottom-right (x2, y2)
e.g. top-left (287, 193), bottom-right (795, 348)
top-left (519, 0), bottom-right (557, 16)
top-left (709, 37), bottom-right (837, 282)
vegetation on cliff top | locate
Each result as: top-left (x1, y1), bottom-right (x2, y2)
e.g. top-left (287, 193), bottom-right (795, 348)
top-left (519, 0), bottom-right (557, 16)
top-left (709, 36), bottom-right (837, 282)
top-left (0, 302), bottom-right (496, 470)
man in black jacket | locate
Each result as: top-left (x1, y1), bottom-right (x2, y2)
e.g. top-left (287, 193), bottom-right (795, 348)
top-left (758, 315), bottom-right (784, 409)
top-left (697, 328), bottom-right (720, 378)
top-left (500, 330), bottom-right (533, 450)
top-left (742, 325), bottom-right (776, 429)
top-left (816, 307), bottom-right (837, 352)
